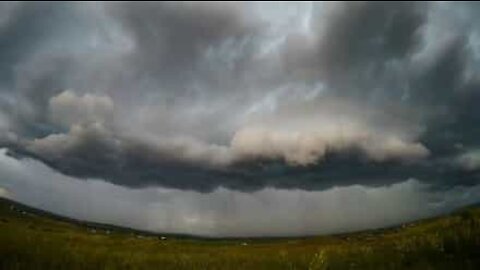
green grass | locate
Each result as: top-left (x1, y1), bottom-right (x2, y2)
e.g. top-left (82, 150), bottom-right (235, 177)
top-left (1, 199), bottom-right (480, 269)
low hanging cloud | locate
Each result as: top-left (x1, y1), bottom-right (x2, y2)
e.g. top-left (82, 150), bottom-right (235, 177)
top-left (2, 148), bottom-right (480, 237)
top-left (14, 90), bottom-right (429, 191)
top-left (0, 1), bottom-right (479, 194)
top-left (1, 2), bottom-right (480, 237)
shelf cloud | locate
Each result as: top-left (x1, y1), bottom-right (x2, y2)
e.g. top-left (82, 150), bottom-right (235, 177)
top-left (1, 1), bottom-right (480, 235)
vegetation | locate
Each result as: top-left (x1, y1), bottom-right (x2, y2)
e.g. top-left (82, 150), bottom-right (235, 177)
top-left (1, 198), bottom-right (480, 269)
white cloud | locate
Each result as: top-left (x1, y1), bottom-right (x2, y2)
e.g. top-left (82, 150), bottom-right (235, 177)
top-left (0, 186), bottom-right (11, 199)
top-left (231, 125), bottom-right (428, 166)
top-left (455, 149), bottom-right (480, 171)
top-left (49, 90), bottom-right (114, 128)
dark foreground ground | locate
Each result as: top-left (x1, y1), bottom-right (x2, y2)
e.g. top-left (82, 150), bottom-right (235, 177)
top-left (1, 198), bottom-right (480, 270)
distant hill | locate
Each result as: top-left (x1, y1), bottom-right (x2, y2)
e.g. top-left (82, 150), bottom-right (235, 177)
top-left (0, 197), bottom-right (201, 240)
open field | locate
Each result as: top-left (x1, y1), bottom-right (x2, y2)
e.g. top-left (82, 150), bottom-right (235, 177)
top-left (1, 198), bottom-right (480, 270)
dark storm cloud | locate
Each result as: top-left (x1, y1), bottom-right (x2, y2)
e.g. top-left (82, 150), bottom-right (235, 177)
top-left (108, 2), bottom-right (257, 75)
top-left (1, 2), bottom-right (480, 192)
top-left (5, 148), bottom-right (480, 237)
top-left (284, 2), bottom-right (425, 95)
top-left (317, 2), bottom-right (425, 82)
top-left (0, 2), bottom-right (68, 85)
top-left (104, 1), bottom-right (265, 107)
top-left (0, 2), bottom-right (105, 139)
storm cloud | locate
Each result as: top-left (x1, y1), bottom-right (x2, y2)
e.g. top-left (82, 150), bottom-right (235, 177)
top-left (1, 2), bottom-right (480, 194)
top-left (2, 148), bottom-right (480, 237)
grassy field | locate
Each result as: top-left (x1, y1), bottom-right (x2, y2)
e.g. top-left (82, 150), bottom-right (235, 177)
top-left (1, 198), bottom-right (480, 269)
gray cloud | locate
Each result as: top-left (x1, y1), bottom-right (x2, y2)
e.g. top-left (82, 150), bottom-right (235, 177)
top-left (8, 90), bottom-right (427, 191)
top-left (0, 2), bottom-right (479, 193)
top-left (2, 148), bottom-right (480, 237)
top-left (108, 2), bottom-right (257, 73)
top-left (314, 2), bottom-right (424, 82)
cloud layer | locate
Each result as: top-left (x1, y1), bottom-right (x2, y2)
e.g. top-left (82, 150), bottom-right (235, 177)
top-left (0, 3), bottom-right (478, 194)
top-left (2, 148), bottom-right (480, 237)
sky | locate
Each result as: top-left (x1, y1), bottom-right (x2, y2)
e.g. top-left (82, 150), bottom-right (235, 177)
top-left (1, 1), bottom-right (480, 237)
